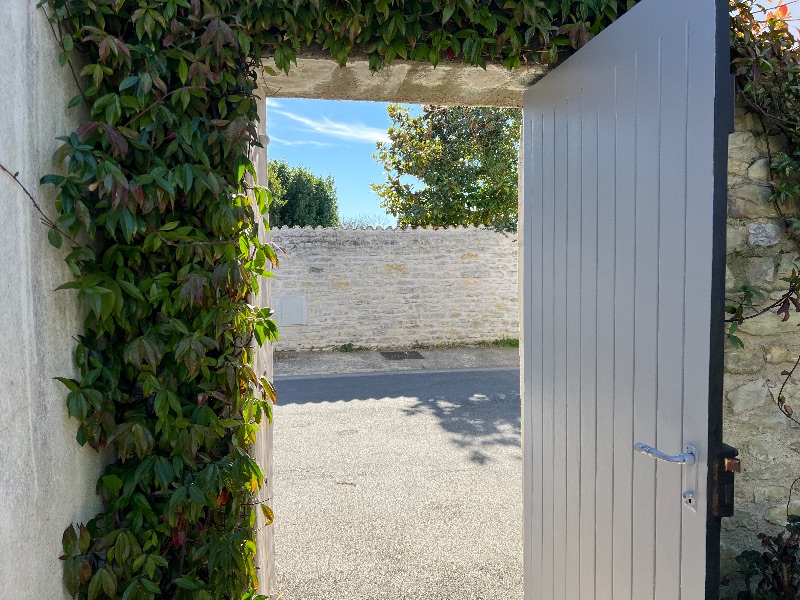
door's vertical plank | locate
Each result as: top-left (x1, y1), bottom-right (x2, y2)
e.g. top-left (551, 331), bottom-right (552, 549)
top-left (594, 64), bottom-right (616, 600)
top-left (522, 110), bottom-right (545, 600)
top-left (631, 36), bottom-right (662, 600)
top-left (682, 4), bottom-right (718, 592)
top-left (552, 104), bottom-right (570, 600)
top-left (541, 106), bottom-right (557, 600)
top-left (611, 52), bottom-right (637, 600)
top-left (579, 78), bottom-right (599, 600)
top-left (565, 94), bottom-right (583, 600)
top-left (654, 23), bottom-right (691, 600)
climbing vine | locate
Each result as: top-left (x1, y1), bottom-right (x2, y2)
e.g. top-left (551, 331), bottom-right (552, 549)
top-left (725, 2), bottom-right (800, 598)
top-left (34, 1), bottom-right (636, 598)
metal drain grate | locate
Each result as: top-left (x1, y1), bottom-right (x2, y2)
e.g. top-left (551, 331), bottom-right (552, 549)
top-left (379, 351), bottom-right (424, 361)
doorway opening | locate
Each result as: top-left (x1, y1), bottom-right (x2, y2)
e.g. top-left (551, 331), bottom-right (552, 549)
top-left (262, 90), bottom-right (526, 598)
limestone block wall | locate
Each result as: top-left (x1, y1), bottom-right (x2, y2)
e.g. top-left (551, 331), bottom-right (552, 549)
top-left (0, 2), bottom-right (106, 598)
top-left (720, 106), bottom-right (800, 577)
top-left (269, 226), bottom-right (519, 351)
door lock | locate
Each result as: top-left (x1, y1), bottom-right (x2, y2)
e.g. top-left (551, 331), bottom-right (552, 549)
top-left (710, 444), bottom-right (740, 518)
top-left (634, 442), bottom-right (699, 511)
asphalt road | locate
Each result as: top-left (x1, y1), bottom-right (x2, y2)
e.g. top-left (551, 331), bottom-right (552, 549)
top-left (271, 368), bottom-right (523, 600)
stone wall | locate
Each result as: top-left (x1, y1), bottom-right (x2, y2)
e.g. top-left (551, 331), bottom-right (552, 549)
top-left (721, 106), bottom-right (800, 577)
top-left (269, 226), bottom-right (519, 351)
top-left (0, 2), bottom-right (106, 598)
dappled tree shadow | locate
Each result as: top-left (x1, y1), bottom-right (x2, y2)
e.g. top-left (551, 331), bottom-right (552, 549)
top-left (276, 369), bottom-right (521, 464)
top-left (401, 386), bottom-right (521, 465)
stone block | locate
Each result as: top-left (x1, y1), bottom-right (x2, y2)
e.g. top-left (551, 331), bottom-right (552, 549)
top-left (743, 439), bottom-right (772, 462)
top-left (767, 501), bottom-right (800, 526)
top-left (726, 266), bottom-right (737, 292)
top-left (748, 221), bottom-right (783, 247)
top-left (724, 348), bottom-right (765, 374)
top-left (754, 486), bottom-right (787, 504)
top-left (756, 134), bottom-right (788, 156)
top-left (776, 254), bottom-right (800, 280)
top-left (766, 345), bottom-right (800, 364)
top-left (727, 380), bottom-right (772, 413)
top-left (740, 315), bottom-right (800, 336)
top-left (743, 412), bottom-right (788, 430)
top-left (747, 257), bottom-right (776, 286)
top-left (728, 184), bottom-right (776, 218)
top-left (727, 224), bottom-right (748, 254)
top-left (728, 131), bottom-right (760, 164)
top-left (747, 157), bottom-right (772, 181)
top-left (728, 159), bottom-right (750, 177)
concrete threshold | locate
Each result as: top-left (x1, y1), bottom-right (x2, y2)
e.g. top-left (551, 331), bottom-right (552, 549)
top-left (274, 345), bottom-right (520, 378)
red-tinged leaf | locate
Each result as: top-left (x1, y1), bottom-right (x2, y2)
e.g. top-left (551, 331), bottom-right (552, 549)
top-left (172, 530), bottom-right (187, 547)
top-left (116, 39), bottom-right (131, 61)
top-left (76, 121), bottom-right (98, 140)
top-left (111, 183), bottom-right (127, 210)
top-left (79, 558), bottom-right (93, 584)
top-left (178, 271), bottom-right (207, 308)
top-left (130, 184), bottom-right (144, 207)
top-left (209, 390), bottom-right (230, 404)
top-left (98, 38), bottom-right (110, 62)
top-left (216, 489), bottom-right (231, 507)
top-left (197, 392), bottom-right (208, 407)
top-left (100, 123), bottom-right (129, 158)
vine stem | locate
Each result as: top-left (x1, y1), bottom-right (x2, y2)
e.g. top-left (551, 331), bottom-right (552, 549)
top-left (724, 286), bottom-right (800, 323)
top-left (39, 2), bottom-right (87, 103)
top-left (123, 86), bottom-right (206, 128)
top-left (0, 163), bottom-right (77, 244)
top-left (787, 474), bottom-right (800, 519)
top-left (778, 353), bottom-right (800, 428)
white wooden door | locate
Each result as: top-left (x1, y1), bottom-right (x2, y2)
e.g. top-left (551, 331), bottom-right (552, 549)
top-left (521, 0), bottom-right (730, 598)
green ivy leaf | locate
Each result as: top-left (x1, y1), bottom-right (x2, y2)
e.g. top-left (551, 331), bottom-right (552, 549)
top-left (62, 524), bottom-right (78, 556)
top-left (48, 227), bottom-right (63, 249)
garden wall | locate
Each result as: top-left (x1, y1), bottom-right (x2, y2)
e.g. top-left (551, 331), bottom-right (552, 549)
top-left (0, 2), bottom-right (107, 598)
top-left (269, 226), bottom-right (519, 351)
top-left (719, 106), bottom-right (800, 579)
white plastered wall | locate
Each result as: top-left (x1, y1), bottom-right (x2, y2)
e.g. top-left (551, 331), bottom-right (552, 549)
top-left (0, 2), bottom-right (106, 598)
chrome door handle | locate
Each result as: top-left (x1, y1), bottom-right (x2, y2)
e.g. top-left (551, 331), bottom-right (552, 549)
top-left (633, 442), bottom-right (696, 465)
top-left (634, 442), bottom-right (699, 510)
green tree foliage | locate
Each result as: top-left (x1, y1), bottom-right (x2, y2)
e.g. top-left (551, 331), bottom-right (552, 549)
top-left (372, 105), bottom-right (521, 231)
top-left (268, 160), bottom-right (340, 228)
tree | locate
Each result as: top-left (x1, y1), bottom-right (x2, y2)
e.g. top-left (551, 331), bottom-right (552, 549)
top-left (372, 104), bottom-right (521, 232)
top-left (268, 159), bottom-right (340, 227)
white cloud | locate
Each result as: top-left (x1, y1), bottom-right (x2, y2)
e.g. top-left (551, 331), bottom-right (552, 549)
top-left (269, 136), bottom-right (334, 148)
top-left (268, 106), bottom-right (389, 144)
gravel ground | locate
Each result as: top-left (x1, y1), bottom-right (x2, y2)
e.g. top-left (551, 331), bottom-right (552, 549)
top-left (271, 368), bottom-right (523, 600)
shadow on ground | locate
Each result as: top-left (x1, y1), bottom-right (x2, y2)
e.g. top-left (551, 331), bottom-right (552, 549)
top-left (275, 368), bottom-right (521, 464)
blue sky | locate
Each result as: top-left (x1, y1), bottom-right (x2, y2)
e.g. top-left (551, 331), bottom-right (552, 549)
top-left (265, 98), bottom-right (420, 225)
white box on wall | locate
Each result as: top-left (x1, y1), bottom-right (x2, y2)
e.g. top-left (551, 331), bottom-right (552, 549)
top-left (276, 296), bottom-right (308, 326)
